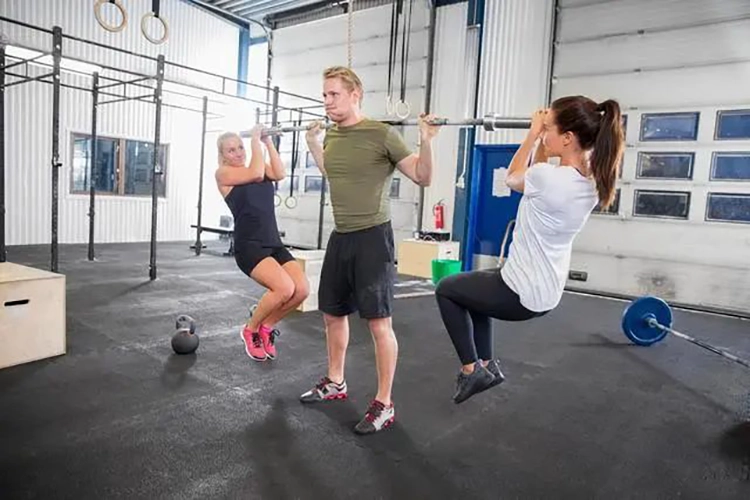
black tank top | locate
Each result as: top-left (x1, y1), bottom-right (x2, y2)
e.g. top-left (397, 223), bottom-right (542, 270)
top-left (224, 177), bottom-right (282, 247)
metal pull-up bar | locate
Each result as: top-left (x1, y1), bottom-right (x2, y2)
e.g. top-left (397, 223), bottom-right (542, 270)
top-left (240, 114), bottom-right (531, 139)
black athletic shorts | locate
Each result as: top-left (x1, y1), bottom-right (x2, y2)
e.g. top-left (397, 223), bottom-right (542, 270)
top-left (234, 240), bottom-right (295, 278)
top-left (318, 221), bottom-right (395, 320)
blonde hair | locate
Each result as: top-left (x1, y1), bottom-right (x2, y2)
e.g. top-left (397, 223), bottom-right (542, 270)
top-left (216, 131), bottom-right (241, 165)
top-left (323, 66), bottom-right (364, 97)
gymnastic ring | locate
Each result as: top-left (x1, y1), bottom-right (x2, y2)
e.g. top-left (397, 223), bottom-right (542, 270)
top-left (284, 196), bottom-right (298, 209)
top-left (385, 95), bottom-right (395, 116)
top-left (141, 12), bottom-right (169, 45)
top-left (94, 0), bottom-right (128, 33)
top-left (274, 193), bottom-right (282, 207)
top-left (394, 100), bottom-right (411, 120)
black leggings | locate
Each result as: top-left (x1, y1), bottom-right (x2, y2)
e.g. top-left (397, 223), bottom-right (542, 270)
top-left (435, 268), bottom-right (548, 365)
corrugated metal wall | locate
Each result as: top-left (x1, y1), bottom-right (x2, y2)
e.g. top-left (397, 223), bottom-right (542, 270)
top-left (426, 2), bottom-right (469, 233)
top-left (476, 0), bottom-right (554, 145)
top-left (268, 2), bottom-right (430, 248)
top-left (553, 0), bottom-right (750, 314)
top-left (1, 0), bottom-right (240, 245)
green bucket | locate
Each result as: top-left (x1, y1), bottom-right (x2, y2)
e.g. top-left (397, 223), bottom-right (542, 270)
top-left (431, 259), bottom-right (462, 285)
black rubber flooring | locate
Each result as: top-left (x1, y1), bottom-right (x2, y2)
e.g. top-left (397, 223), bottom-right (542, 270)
top-left (1, 241), bottom-right (749, 499)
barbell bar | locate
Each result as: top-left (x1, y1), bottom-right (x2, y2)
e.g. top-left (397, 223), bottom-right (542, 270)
top-left (622, 296), bottom-right (750, 369)
top-left (239, 113), bottom-right (532, 138)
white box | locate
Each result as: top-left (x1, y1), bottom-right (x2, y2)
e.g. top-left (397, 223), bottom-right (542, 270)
top-left (397, 239), bottom-right (460, 279)
top-left (291, 250), bottom-right (327, 312)
top-left (0, 262), bottom-right (66, 369)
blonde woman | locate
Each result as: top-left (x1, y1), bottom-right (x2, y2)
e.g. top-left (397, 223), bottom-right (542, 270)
top-left (215, 125), bottom-right (309, 362)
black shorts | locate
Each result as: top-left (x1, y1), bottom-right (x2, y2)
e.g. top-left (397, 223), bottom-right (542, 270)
top-left (234, 240), bottom-right (295, 278)
top-left (318, 221), bottom-right (395, 319)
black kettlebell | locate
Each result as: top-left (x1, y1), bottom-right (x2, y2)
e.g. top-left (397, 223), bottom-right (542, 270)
top-left (172, 315), bottom-right (199, 354)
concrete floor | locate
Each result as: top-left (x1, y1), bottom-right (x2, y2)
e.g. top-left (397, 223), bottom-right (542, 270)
top-left (1, 240), bottom-right (749, 499)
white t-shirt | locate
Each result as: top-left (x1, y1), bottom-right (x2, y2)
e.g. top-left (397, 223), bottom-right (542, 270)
top-left (500, 162), bottom-right (598, 312)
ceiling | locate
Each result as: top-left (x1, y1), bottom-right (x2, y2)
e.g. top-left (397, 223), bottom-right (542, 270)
top-left (191, 0), bottom-right (338, 24)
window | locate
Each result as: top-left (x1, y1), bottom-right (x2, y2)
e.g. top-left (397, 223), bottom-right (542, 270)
top-left (304, 175), bottom-right (323, 193)
top-left (390, 178), bottom-right (400, 198)
top-left (593, 188), bottom-right (620, 215)
top-left (640, 112), bottom-right (699, 142)
top-left (275, 176), bottom-right (299, 194)
top-left (305, 151), bottom-right (317, 169)
top-left (637, 152), bottom-right (694, 180)
top-left (633, 190), bottom-right (690, 220)
top-left (711, 153), bottom-right (750, 181)
top-left (71, 133), bottom-right (168, 197)
top-left (72, 136), bottom-right (117, 193)
top-left (716, 110), bottom-right (750, 140)
top-left (124, 140), bottom-right (167, 196)
top-left (622, 114), bottom-right (628, 140)
top-left (706, 193), bottom-right (750, 223)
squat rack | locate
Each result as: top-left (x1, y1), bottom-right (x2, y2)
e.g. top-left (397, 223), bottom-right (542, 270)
top-left (0, 15), bottom-right (324, 280)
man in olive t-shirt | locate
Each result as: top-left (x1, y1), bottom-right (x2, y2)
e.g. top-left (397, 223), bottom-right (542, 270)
top-left (301, 66), bottom-right (441, 435)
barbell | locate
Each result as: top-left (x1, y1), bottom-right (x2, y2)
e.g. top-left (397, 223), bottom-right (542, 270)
top-left (622, 296), bottom-right (750, 369)
top-left (240, 113), bottom-right (531, 139)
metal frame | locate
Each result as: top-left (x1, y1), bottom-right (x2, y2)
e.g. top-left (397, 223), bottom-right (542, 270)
top-left (710, 151), bottom-right (750, 182)
top-left (636, 151), bottom-right (695, 181)
top-left (705, 192), bottom-right (750, 225)
top-left (632, 189), bottom-right (692, 221)
top-left (0, 15), bottom-right (323, 279)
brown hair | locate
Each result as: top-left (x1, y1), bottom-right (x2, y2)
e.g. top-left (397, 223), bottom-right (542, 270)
top-left (323, 66), bottom-right (364, 96)
top-left (551, 96), bottom-right (624, 209)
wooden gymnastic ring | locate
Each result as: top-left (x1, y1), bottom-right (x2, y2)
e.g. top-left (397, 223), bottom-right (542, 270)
top-left (141, 12), bottom-right (169, 45)
top-left (95, 0), bottom-right (128, 33)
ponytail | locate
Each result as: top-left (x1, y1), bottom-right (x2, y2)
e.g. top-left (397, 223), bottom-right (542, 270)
top-left (590, 100), bottom-right (624, 209)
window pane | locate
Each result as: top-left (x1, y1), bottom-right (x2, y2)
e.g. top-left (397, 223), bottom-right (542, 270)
top-left (390, 178), bottom-right (400, 198)
top-left (637, 153), bottom-right (694, 179)
top-left (640, 112), bottom-right (699, 141)
top-left (71, 136), bottom-right (117, 193)
top-left (716, 110), bottom-right (750, 140)
top-left (706, 193), bottom-right (750, 223)
top-left (124, 140), bottom-right (167, 197)
top-left (593, 188), bottom-right (620, 215)
top-left (304, 176), bottom-right (323, 193)
top-left (305, 151), bottom-right (317, 169)
top-left (275, 176), bottom-right (299, 194)
top-left (634, 190), bottom-right (690, 219)
top-left (711, 153), bottom-right (750, 181)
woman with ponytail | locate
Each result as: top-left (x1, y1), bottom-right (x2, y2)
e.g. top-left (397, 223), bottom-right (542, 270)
top-left (435, 96), bottom-right (624, 404)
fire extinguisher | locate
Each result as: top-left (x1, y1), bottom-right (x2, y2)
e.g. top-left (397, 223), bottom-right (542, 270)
top-left (433, 200), bottom-right (445, 230)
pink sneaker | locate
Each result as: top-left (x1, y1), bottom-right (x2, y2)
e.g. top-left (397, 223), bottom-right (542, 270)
top-left (241, 326), bottom-right (266, 361)
top-left (259, 328), bottom-right (280, 360)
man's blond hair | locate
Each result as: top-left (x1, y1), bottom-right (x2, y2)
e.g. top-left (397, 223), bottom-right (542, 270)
top-left (323, 66), bottom-right (363, 96)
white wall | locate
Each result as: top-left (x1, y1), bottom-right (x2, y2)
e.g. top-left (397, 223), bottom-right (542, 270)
top-left (1, 0), bottom-right (241, 245)
top-left (476, 0), bottom-right (555, 145)
top-left (553, 0), bottom-right (750, 314)
top-left (269, 2), bottom-right (430, 248)
top-left (425, 1), bottom-right (469, 235)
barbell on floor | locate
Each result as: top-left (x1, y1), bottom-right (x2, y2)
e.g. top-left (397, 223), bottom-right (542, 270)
top-left (240, 114), bottom-right (531, 139)
top-left (622, 296), bottom-right (750, 369)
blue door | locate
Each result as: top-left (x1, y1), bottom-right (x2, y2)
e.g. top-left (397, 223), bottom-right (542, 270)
top-left (463, 144), bottom-right (522, 271)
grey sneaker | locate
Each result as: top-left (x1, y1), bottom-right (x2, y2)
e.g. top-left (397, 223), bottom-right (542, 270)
top-left (354, 400), bottom-right (395, 435)
top-left (299, 377), bottom-right (347, 403)
top-left (482, 359), bottom-right (506, 391)
top-left (453, 361), bottom-right (495, 404)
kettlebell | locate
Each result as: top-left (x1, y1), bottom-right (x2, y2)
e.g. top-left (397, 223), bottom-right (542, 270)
top-left (172, 314), bottom-right (199, 354)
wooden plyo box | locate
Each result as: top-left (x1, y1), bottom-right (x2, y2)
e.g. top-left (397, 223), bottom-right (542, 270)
top-left (0, 262), bottom-right (66, 370)
top-left (291, 249), bottom-right (327, 312)
top-left (397, 239), bottom-right (460, 279)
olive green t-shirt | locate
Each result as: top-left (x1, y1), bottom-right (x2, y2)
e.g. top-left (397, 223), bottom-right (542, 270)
top-left (323, 119), bottom-right (413, 233)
